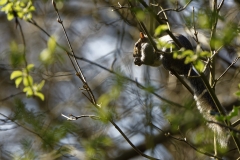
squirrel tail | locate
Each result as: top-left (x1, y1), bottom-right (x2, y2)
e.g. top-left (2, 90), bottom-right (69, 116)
top-left (188, 69), bottom-right (229, 147)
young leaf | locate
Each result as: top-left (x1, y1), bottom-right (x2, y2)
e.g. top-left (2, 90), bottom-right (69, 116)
top-left (15, 77), bottom-right (23, 88)
top-left (37, 80), bottom-right (45, 90)
top-left (10, 71), bottom-right (23, 80)
top-left (26, 64), bottom-right (34, 71)
top-left (35, 92), bottom-right (44, 101)
top-left (23, 86), bottom-right (33, 96)
top-left (0, 0), bottom-right (7, 5)
top-left (23, 75), bottom-right (33, 86)
top-left (194, 60), bottom-right (204, 72)
top-left (154, 25), bottom-right (168, 36)
top-left (48, 36), bottom-right (56, 52)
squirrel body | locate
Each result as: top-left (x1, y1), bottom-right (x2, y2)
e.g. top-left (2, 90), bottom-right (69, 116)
top-left (133, 32), bottom-right (228, 147)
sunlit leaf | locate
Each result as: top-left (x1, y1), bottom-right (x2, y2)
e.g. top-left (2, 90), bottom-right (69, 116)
top-left (7, 13), bottom-right (14, 20)
top-left (97, 94), bottom-right (110, 108)
top-left (35, 92), bottom-right (44, 101)
top-left (23, 86), bottom-right (33, 96)
top-left (199, 51), bottom-right (210, 57)
top-left (26, 64), bottom-right (34, 71)
top-left (227, 106), bottom-right (239, 120)
top-left (154, 25), bottom-right (168, 36)
top-left (0, 0), bottom-right (7, 6)
top-left (182, 50), bottom-right (194, 56)
top-left (48, 36), bottom-right (56, 53)
top-left (10, 71), bottom-right (23, 80)
top-left (15, 77), bottom-right (23, 88)
top-left (37, 80), bottom-right (45, 90)
top-left (194, 60), bottom-right (204, 72)
top-left (40, 48), bottom-right (53, 64)
top-left (23, 75), bottom-right (33, 86)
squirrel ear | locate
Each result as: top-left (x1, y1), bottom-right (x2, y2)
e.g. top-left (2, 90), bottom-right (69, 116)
top-left (140, 32), bottom-right (145, 39)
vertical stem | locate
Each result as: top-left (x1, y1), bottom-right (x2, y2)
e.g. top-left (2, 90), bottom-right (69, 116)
top-left (209, 0), bottom-right (217, 88)
top-left (214, 131), bottom-right (217, 159)
top-left (210, 0), bottom-right (218, 154)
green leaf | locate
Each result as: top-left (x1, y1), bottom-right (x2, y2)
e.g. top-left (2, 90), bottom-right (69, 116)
top-left (199, 51), bottom-right (210, 57)
top-left (40, 48), bottom-right (52, 63)
top-left (37, 80), bottom-right (45, 90)
top-left (23, 75), bottom-right (33, 86)
top-left (35, 92), bottom-right (44, 101)
top-left (236, 91), bottom-right (240, 97)
top-left (194, 60), bottom-right (204, 72)
top-left (198, 12), bottom-right (210, 29)
top-left (26, 64), bottom-right (34, 71)
top-left (15, 77), bottom-right (23, 88)
top-left (135, 9), bottom-right (145, 21)
top-left (0, 0), bottom-right (7, 6)
top-left (48, 36), bottom-right (56, 52)
top-left (182, 50), bottom-right (194, 56)
top-left (145, 85), bottom-right (155, 93)
top-left (1, 3), bottom-right (12, 12)
top-left (97, 94), bottom-right (110, 108)
top-left (1, 0), bottom-right (35, 21)
top-left (154, 25), bottom-right (168, 36)
top-left (225, 106), bottom-right (239, 120)
top-left (7, 13), bottom-right (14, 20)
top-left (10, 71), bottom-right (23, 79)
top-left (23, 86), bottom-right (33, 96)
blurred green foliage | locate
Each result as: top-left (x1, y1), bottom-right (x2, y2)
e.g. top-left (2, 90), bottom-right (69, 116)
top-left (0, 0), bottom-right (35, 20)
top-left (83, 135), bottom-right (112, 160)
top-left (154, 24), bottom-right (168, 37)
top-left (9, 41), bottom-right (25, 68)
top-left (10, 64), bottom-right (45, 100)
top-left (11, 99), bottom-right (74, 159)
top-left (40, 36), bottom-right (57, 65)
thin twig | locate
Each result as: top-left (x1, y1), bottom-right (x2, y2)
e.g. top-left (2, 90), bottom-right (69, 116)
top-left (14, 13), bottom-right (35, 95)
top-left (217, 0), bottom-right (225, 11)
top-left (150, 122), bottom-right (223, 159)
top-left (52, 1), bottom-right (160, 159)
top-left (112, 2), bottom-right (130, 11)
top-left (156, 0), bottom-right (193, 15)
top-left (159, 6), bottom-right (170, 31)
top-left (232, 119), bottom-right (240, 128)
top-left (109, 119), bottom-right (160, 160)
top-left (52, 0), bottom-right (96, 105)
top-left (213, 56), bottom-right (240, 87)
top-left (61, 114), bottom-right (100, 121)
top-left (192, 7), bottom-right (199, 44)
top-left (135, 0), bottom-right (183, 48)
top-left (28, 18), bottom-right (184, 108)
top-left (0, 113), bottom-right (42, 139)
top-left (0, 92), bottom-right (24, 102)
top-left (128, 1), bottom-right (194, 95)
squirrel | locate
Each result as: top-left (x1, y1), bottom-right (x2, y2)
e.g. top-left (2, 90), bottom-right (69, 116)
top-left (133, 32), bottom-right (229, 148)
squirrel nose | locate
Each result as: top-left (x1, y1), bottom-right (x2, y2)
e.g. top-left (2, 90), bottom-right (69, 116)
top-left (134, 57), bottom-right (142, 66)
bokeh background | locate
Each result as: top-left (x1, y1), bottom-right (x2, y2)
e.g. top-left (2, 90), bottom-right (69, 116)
top-left (0, 0), bottom-right (240, 159)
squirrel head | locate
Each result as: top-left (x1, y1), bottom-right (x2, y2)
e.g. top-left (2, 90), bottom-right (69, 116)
top-left (133, 32), bottom-right (161, 66)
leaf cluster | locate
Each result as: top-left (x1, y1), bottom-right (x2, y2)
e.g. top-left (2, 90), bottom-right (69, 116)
top-left (0, 0), bottom-right (35, 20)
